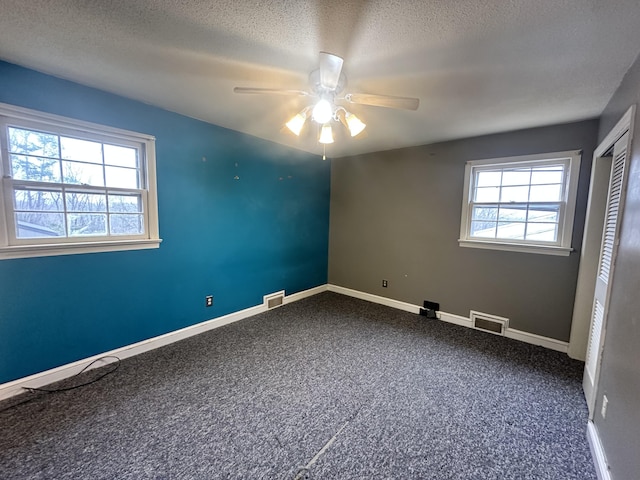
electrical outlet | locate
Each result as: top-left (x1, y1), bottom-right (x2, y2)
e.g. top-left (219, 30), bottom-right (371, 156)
top-left (601, 395), bottom-right (609, 419)
top-left (205, 295), bottom-right (213, 307)
top-left (382, 279), bottom-right (388, 288)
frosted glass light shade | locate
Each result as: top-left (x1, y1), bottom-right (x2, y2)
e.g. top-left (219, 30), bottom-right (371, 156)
top-left (312, 99), bottom-right (333, 124)
top-left (285, 112), bottom-right (307, 136)
top-left (346, 113), bottom-right (366, 136)
top-left (318, 124), bottom-right (334, 144)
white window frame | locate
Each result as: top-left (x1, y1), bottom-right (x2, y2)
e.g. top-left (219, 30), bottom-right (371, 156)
top-left (458, 150), bottom-right (581, 256)
top-left (0, 103), bottom-right (161, 260)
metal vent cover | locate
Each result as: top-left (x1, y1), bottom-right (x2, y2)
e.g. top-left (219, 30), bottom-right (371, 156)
top-left (264, 291), bottom-right (285, 309)
top-left (470, 311), bottom-right (509, 336)
top-left (267, 295), bottom-right (283, 308)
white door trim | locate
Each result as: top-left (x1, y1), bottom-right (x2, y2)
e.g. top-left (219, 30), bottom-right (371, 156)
top-left (580, 105), bottom-right (635, 417)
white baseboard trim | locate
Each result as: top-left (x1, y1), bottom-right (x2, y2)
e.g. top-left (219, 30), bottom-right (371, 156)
top-left (327, 284), bottom-right (421, 314)
top-left (3, 284), bottom-right (570, 401)
top-left (0, 284), bottom-right (328, 402)
top-left (587, 421), bottom-right (612, 480)
top-left (327, 284), bottom-right (569, 353)
top-left (284, 284), bottom-right (328, 304)
top-left (504, 328), bottom-right (568, 353)
top-left (438, 311), bottom-right (473, 328)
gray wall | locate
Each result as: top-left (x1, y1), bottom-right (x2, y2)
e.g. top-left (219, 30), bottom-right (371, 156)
top-left (329, 120), bottom-right (599, 341)
top-left (592, 51), bottom-right (640, 480)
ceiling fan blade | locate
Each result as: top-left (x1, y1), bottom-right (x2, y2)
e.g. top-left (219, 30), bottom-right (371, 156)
top-left (345, 93), bottom-right (419, 111)
top-left (233, 87), bottom-right (309, 96)
top-left (319, 52), bottom-right (344, 90)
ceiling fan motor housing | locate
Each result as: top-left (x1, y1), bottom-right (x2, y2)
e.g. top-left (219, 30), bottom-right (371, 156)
top-left (309, 69), bottom-right (347, 96)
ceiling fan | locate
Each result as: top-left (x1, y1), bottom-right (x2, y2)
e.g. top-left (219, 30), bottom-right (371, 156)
top-left (233, 52), bottom-right (419, 157)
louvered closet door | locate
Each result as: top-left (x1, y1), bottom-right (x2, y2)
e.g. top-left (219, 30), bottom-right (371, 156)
top-left (583, 131), bottom-right (629, 415)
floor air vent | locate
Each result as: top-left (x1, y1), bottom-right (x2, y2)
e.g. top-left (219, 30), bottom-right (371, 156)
top-left (264, 291), bottom-right (285, 309)
top-left (470, 311), bottom-right (508, 336)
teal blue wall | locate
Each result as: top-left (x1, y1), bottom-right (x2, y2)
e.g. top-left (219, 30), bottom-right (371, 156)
top-left (0, 61), bottom-right (330, 384)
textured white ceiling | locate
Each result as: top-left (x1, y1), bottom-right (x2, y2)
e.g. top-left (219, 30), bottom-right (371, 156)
top-left (1, 0), bottom-right (640, 158)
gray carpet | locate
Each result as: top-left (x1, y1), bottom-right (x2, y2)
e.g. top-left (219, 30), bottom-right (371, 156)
top-left (0, 292), bottom-right (596, 479)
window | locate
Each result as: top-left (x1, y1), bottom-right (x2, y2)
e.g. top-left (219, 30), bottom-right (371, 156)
top-left (0, 103), bottom-right (160, 259)
top-left (459, 151), bottom-right (581, 256)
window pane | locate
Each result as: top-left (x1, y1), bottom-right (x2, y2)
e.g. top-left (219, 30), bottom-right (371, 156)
top-left (11, 155), bottom-right (61, 182)
top-left (498, 206), bottom-right (527, 222)
top-left (68, 213), bottom-right (107, 236)
top-left (110, 214), bottom-right (144, 235)
top-left (104, 144), bottom-right (137, 168)
top-left (526, 223), bottom-right (558, 242)
top-left (500, 186), bottom-right (529, 202)
top-left (65, 193), bottom-right (106, 212)
top-left (108, 194), bottom-right (142, 213)
top-left (528, 205), bottom-right (559, 223)
top-left (476, 171), bottom-right (501, 187)
top-left (474, 187), bottom-right (500, 202)
top-left (16, 212), bottom-right (65, 238)
top-left (105, 166), bottom-right (139, 189)
top-left (61, 137), bottom-right (103, 164)
top-left (8, 127), bottom-right (59, 157)
top-left (471, 221), bottom-right (496, 238)
top-left (62, 161), bottom-right (105, 186)
top-left (471, 206), bottom-right (497, 221)
top-left (502, 169), bottom-right (531, 186)
top-left (14, 189), bottom-right (63, 212)
top-left (531, 170), bottom-right (563, 185)
top-left (497, 222), bottom-right (525, 239)
top-left (529, 184), bottom-right (562, 202)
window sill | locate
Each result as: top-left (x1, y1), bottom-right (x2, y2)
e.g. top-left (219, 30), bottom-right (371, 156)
top-left (458, 239), bottom-right (573, 256)
top-left (0, 238), bottom-right (162, 260)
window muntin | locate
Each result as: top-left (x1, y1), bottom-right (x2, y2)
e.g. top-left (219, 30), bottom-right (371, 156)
top-left (459, 151), bottom-right (581, 255)
top-left (0, 103), bottom-right (160, 259)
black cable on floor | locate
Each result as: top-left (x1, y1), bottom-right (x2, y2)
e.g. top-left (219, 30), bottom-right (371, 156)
top-left (0, 356), bottom-right (121, 414)
top-left (23, 356), bottom-right (121, 393)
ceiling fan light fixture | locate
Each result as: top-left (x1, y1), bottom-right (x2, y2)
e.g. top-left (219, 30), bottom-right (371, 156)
top-left (233, 52), bottom-right (419, 155)
top-left (345, 113), bottom-right (366, 137)
top-left (312, 98), bottom-right (333, 124)
top-left (318, 124), bottom-right (334, 144)
top-left (285, 109), bottom-right (308, 136)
